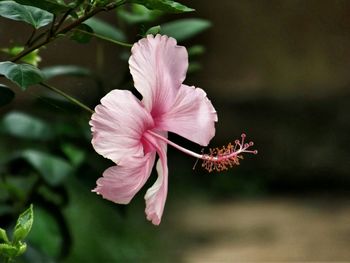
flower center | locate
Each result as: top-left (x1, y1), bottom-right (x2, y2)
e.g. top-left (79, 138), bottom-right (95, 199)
top-left (145, 130), bottom-right (257, 172)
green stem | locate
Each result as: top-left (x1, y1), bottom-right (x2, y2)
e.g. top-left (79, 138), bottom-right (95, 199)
top-left (25, 27), bottom-right (37, 47)
top-left (40, 82), bottom-right (94, 114)
top-left (47, 14), bottom-right (57, 41)
top-left (74, 29), bottom-right (132, 47)
top-left (54, 8), bottom-right (73, 33)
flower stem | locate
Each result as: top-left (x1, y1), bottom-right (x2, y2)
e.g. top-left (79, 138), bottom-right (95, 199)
top-left (74, 29), bottom-right (132, 47)
top-left (40, 82), bottom-right (94, 114)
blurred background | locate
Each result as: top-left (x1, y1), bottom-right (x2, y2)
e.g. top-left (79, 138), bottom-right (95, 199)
top-left (1, 0), bottom-right (350, 262)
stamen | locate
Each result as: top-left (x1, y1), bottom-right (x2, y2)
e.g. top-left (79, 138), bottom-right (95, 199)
top-left (201, 133), bottom-right (257, 172)
top-left (145, 131), bottom-right (257, 173)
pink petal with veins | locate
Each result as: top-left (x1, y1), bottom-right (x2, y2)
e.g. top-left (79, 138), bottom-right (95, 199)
top-left (156, 84), bottom-right (218, 146)
top-left (93, 152), bottom-right (156, 204)
top-left (129, 34), bottom-right (188, 116)
top-left (143, 136), bottom-right (168, 225)
top-left (90, 89), bottom-right (154, 163)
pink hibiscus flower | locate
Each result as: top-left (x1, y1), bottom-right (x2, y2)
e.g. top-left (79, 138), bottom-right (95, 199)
top-left (90, 35), bottom-right (256, 225)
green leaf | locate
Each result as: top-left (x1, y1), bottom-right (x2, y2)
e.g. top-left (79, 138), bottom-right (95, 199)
top-left (0, 84), bottom-right (15, 106)
top-left (21, 150), bottom-right (73, 186)
top-left (84, 17), bottom-right (126, 42)
top-left (0, 243), bottom-right (18, 258)
top-left (61, 143), bottom-right (85, 167)
top-left (0, 61), bottom-right (43, 90)
top-left (130, 0), bottom-right (194, 13)
top-left (0, 228), bottom-right (9, 243)
top-left (117, 3), bottom-right (162, 24)
top-left (1, 46), bottom-right (42, 66)
top-left (94, 0), bottom-right (110, 7)
top-left (188, 61), bottom-right (201, 73)
top-left (27, 206), bottom-right (62, 257)
top-left (0, 176), bottom-right (37, 204)
top-left (11, 0), bottom-right (69, 14)
top-left (16, 241), bottom-right (27, 256)
top-left (187, 45), bottom-right (205, 57)
top-left (161, 18), bottom-right (211, 42)
top-left (41, 65), bottom-right (91, 79)
top-left (0, 1), bottom-right (54, 29)
top-left (70, 23), bottom-right (94, 44)
top-left (13, 204), bottom-right (34, 244)
top-left (145, 25), bottom-right (161, 36)
top-left (1, 112), bottom-right (53, 140)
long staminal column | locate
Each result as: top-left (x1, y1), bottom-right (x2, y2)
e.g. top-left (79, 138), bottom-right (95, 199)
top-left (146, 131), bottom-right (257, 172)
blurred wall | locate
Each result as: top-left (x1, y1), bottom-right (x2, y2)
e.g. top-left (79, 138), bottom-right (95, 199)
top-left (184, 0), bottom-right (350, 98)
top-left (181, 0), bottom-right (350, 195)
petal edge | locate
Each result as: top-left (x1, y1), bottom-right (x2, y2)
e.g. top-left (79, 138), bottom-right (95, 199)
top-left (144, 134), bottom-right (168, 225)
top-left (90, 89), bottom-right (154, 163)
top-left (93, 152), bottom-right (156, 204)
top-left (129, 34), bottom-right (188, 116)
top-left (155, 84), bottom-right (218, 146)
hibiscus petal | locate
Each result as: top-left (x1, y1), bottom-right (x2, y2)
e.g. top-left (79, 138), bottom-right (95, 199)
top-left (144, 137), bottom-right (168, 225)
top-left (93, 152), bottom-right (156, 204)
top-left (129, 34), bottom-right (188, 116)
top-left (90, 89), bottom-right (154, 163)
top-left (156, 84), bottom-right (218, 146)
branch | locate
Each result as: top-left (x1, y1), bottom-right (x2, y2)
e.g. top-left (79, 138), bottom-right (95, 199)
top-left (74, 28), bottom-right (132, 47)
top-left (25, 27), bottom-right (37, 47)
top-left (10, 1), bottom-right (126, 62)
top-left (40, 82), bottom-right (94, 114)
top-left (54, 8), bottom-right (73, 33)
top-left (47, 13), bottom-right (57, 41)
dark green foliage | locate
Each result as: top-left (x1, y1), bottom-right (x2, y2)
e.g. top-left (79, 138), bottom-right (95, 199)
top-left (0, 85), bottom-right (15, 106)
top-left (13, 204), bottom-right (34, 243)
top-left (20, 150), bottom-right (73, 186)
top-left (187, 45), bottom-right (205, 57)
top-left (130, 0), bottom-right (194, 13)
top-left (161, 18), bottom-right (211, 42)
top-left (61, 143), bottom-right (85, 168)
top-left (1, 112), bottom-right (53, 140)
top-left (41, 65), bottom-right (92, 79)
top-left (0, 62), bottom-right (43, 90)
top-left (0, 1), bottom-right (54, 28)
top-left (70, 24), bottom-right (94, 43)
top-left (118, 3), bottom-right (162, 24)
top-left (145, 25), bottom-right (161, 35)
top-left (1, 46), bottom-right (42, 66)
top-left (0, 205), bottom-right (33, 261)
top-left (84, 17), bottom-right (126, 42)
top-left (10, 0), bottom-right (69, 14)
